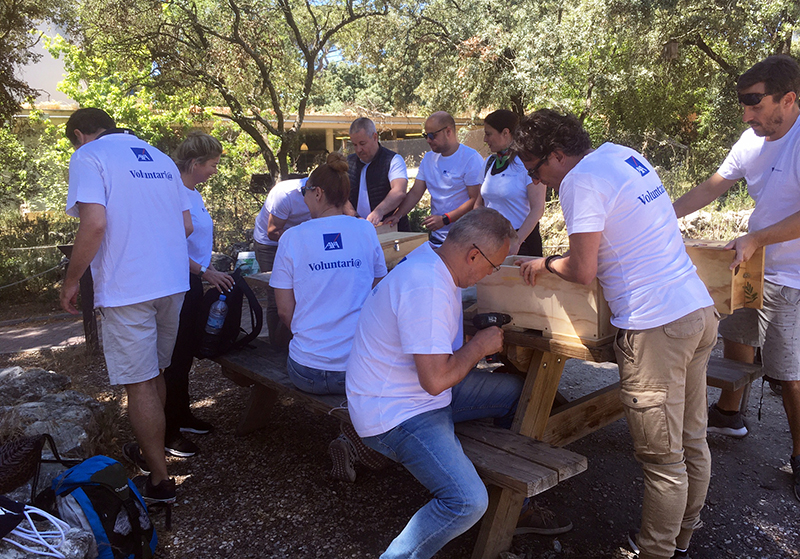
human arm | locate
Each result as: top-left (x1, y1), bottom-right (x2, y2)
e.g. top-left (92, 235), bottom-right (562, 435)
top-left (183, 210), bottom-right (193, 237)
top-left (726, 210), bottom-right (800, 269)
top-left (60, 203), bottom-right (106, 314)
top-left (422, 183), bottom-right (480, 232)
top-left (518, 232), bottom-right (601, 286)
top-left (274, 288), bottom-right (296, 330)
top-left (367, 177), bottom-right (408, 225)
top-left (189, 259), bottom-right (234, 292)
top-left (673, 173), bottom-right (738, 218)
top-left (510, 181), bottom-right (547, 255)
top-left (267, 214), bottom-right (289, 242)
top-left (413, 326), bottom-right (505, 395)
top-left (474, 193), bottom-right (484, 209)
top-left (384, 178), bottom-right (427, 226)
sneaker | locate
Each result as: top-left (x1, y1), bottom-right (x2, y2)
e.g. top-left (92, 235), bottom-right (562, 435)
top-left (628, 530), bottom-right (691, 558)
top-left (707, 403), bottom-right (748, 438)
top-left (132, 475), bottom-right (176, 504)
top-left (791, 455), bottom-right (800, 502)
top-left (514, 502), bottom-right (572, 535)
top-left (165, 433), bottom-right (199, 457)
top-left (122, 442), bottom-right (150, 475)
top-left (329, 435), bottom-right (356, 482)
top-left (179, 414), bottom-right (213, 435)
top-left (769, 379), bottom-right (783, 397)
top-left (340, 422), bottom-right (392, 471)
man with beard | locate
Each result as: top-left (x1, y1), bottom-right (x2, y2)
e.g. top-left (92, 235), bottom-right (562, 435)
top-left (674, 55), bottom-right (800, 502)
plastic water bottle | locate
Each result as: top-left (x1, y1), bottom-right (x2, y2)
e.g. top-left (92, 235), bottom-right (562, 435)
top-left (205, 295), bottom-right (228, 335)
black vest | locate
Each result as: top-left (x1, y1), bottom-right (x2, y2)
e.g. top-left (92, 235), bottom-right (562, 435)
top-left (347, 145), bottom-right (409, 231)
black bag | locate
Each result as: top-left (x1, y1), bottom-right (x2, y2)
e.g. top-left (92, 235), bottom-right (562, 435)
top-left (194, 269), bottom-right (263, 358)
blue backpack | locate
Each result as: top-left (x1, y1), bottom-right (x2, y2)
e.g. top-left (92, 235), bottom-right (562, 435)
top-left (51, 456), bottom-right (157, 559)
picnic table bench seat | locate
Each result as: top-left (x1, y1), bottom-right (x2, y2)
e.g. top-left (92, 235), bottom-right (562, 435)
top-left (213, 338), bottom-right (587, 559)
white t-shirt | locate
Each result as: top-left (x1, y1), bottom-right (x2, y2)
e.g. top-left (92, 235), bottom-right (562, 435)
top-left (416, 144), bottom-right (484, 242)
top-left (346, 243), bottom-right (463, 437)
top-left (66, 132), bottom-right (190, 308)
top-left (253, 178), bottom-right (312, 246)
top-left (269, 215), bottom-right (387, 371)
top-left (717, 116), bottom-right (800, 288)
top-left (186, 188), bottom-right (213, 268)
top-left (356, 154), bottom-right (408, 218)
top-left (480, 156), bottom-right (533, 229)
top-left (560, 143), bottom-right (712, 330)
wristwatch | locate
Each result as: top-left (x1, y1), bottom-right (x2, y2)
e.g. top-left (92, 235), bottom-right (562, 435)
top-left (199, 265), bottom-right (207, 276)
top-left (441, 213), bottom-right (451, 226)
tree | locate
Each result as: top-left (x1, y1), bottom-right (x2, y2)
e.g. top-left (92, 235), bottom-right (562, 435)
top-left (0, 0), bottom-right (73, 121)
top-left (71, 0), bottom-right (392, 180)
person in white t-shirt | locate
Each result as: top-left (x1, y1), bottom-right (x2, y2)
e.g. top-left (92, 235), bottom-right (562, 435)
top-left (346, 208), bottom-right (523, 559)
top-left (515, 109), bottom-right (717, 559)
top-left (61, 108), bottom-right (192, 505)
top-left (476, 109), bottom-right (546, 256)
top-left (347, 117), bottom-right (409, 229)
top-left (674, 55), bottom-right (800, 502)
top-left (386, 111), bottom-right (483, 243)
top-left (254, 177), bottom-right (312, 349)
top-left (161, 132), bottom-right (234, 459)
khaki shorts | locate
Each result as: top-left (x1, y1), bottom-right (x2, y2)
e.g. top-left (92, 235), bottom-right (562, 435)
top-left (718, 280), bottom-right (800, 382)
top-left (100, 292), bottom-right (185, 386)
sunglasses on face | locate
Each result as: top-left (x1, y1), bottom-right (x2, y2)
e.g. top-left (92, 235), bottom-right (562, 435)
top-left (300, 183), bottom-right (317, 196)
top-left (422, 126), bottom-right (448, 140)
top-left (527, 154), bottom-right (549, 181)
top-left (737, 92), bottom-right (768, 106)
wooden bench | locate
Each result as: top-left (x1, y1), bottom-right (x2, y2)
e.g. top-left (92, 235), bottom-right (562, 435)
top-left (705, 355), bottom-right (763, 416)
top-left (213, 339), bottom-right (587, 559)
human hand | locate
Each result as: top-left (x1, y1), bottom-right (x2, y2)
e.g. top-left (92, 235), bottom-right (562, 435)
top-left (517, 257), bottom-right (547, 286)
top-left (366, 210), bottom-right (383, 225)
top-left (724, 235), bottom-right (759, 270)
top-left (382, 212), bottom-right (402, 227)
top-left (472, 326), bottom-right (505, 356)
top-left (203, 267), bottom-right (235, 292)
top-left (60, 282), bottom-right (81, 315)
top-left (422, 214), bottom-right (445, 232)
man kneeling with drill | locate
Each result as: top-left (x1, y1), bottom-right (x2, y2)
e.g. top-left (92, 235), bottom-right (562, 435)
top-left (345, 208), bottom-right (526, 559)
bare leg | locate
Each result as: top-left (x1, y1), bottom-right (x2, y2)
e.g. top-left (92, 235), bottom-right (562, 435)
top-left (126, 374), bottom-right (169, 484)
top-left (716, 339), bottom-right (755, 412)
top-left (782, 380), bottom-right (800, 457)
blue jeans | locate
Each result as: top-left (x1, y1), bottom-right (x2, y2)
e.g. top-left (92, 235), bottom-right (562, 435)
top-left (362, 369), bottom-right (523, 559)
top-left (286, 356), bottom-right (345, 395)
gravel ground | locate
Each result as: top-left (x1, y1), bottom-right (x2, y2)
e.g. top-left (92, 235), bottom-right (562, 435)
top-left (1, 338), bottom-right (798, 559)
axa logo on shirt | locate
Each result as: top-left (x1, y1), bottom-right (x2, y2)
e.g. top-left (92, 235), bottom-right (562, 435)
top-left (323, 233), bottom-right (343, 250)
top-left (625, 156), bottom-right (649, 176)
top-left (131, 147), bottom-right (154, 162)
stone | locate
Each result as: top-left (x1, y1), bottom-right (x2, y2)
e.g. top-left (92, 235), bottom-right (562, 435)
top-left (211, 252), bottom-right (235, 272)
top-left (0, 367), bottom-right (71, 406)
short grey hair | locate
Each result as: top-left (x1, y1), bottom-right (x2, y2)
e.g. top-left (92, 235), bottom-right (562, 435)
top-left (445, 208), bottom-right (517, 252)
top-left (349, 117), bottom-right (377, 137)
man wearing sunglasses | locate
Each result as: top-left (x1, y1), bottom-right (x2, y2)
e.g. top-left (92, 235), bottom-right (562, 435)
top-left (674, 55), bottom-right (800, 503)
top-left (515, 109), bottom-right (717, 559)
top-left (385, 111), bottom-right (483, 243)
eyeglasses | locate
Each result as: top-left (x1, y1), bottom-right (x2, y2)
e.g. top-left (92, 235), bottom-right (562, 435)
top-left (527, 154), bottom-right (550, 181)
top-left (300, 183), bottom-right (316, 196)
top-left (737, 92), bottom-right (768, 106)
top-left (472, 243), bottom-right (501, 272)
top-left (422, 126), bottom-right (448, 141)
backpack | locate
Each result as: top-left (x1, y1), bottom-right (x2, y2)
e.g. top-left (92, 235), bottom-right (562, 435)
top-left (194, 268), bottom-right (263, 359)
top-left (51, 456), bottom-right (156, 559)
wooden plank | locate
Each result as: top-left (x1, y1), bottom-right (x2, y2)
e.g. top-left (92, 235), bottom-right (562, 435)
top-left (378, 232), bottom-right (428, 270)
top-left (512, 350), bottom-right (567, 439)
top-left (470, 486), bottom-right (525, 559)
top-left (684, 240), bottom-right (765, 314)
top-left (374, 222), bottom-right (398, 235)
top-left (459, 437), bottom-right (560, 496)
top-left (706, 355), bottom-right (763, 392)
top-left (455, 423), bottom-right (587, 480)
top-left (236, 384), bottom-right (278, 435)
top-left (476, 255), bottom-right (615, 346)
top-left (542, 383), bottom-right (625, 447)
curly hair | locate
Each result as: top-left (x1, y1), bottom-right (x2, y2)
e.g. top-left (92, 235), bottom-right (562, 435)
top-left (307, 152), bottom-right (350, 208)
top-left (738, 55), bottom-right (800, 103)
top-left (513, 109), bottom-right (592, 159)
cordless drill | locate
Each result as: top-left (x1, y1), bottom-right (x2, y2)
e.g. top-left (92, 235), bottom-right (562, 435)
top-left (472, 312), bottom-right (512, 363)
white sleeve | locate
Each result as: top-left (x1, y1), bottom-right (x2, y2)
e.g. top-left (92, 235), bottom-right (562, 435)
top-left (388, 154), bottom-right (408, 181)
top-left (561, 174), bottom-right (607, 235)
top-left (372, 233), bottom-right (388, 278)
top-left (66, 151), bottom-right (107, 217)
top-left (268, 233), bottom-right (294, 289)
top-left (716, 140), bottom-right (747, 181)
top-left (416, 153), bottom-right (431, 183)
top-left (463, 150), bottom-right (485, 186)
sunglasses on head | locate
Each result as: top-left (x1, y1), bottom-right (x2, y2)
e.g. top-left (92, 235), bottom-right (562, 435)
top-left (422, 126), bottom-right (448, 140)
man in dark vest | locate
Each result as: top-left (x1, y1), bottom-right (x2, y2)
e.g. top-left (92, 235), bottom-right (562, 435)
top-left (347, 117), bottom-right (409, 231)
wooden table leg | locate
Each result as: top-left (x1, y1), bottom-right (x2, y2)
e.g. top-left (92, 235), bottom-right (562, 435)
top-left (512, 349), bottom-right (567, 439)
top-left (471, 486), bottom-right (525, 559)
top-left (235, 384), bottom-right (278, 435)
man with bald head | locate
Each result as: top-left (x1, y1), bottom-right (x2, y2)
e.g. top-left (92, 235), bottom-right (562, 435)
top-left (387, 111), bottom-right (483, 243)
top-left (347, 117), bottom-right (409, 230)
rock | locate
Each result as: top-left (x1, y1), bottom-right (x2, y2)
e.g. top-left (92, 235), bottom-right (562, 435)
top-left (0, 367), bottom-right (71, 406)
top-left (211, 252), bottom-right (235, 272)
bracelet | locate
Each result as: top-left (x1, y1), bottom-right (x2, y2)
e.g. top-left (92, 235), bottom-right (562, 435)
top-left (441, 213), bottom-right (451, 226)
top-left (544, 254), bottom-right (562, 274)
